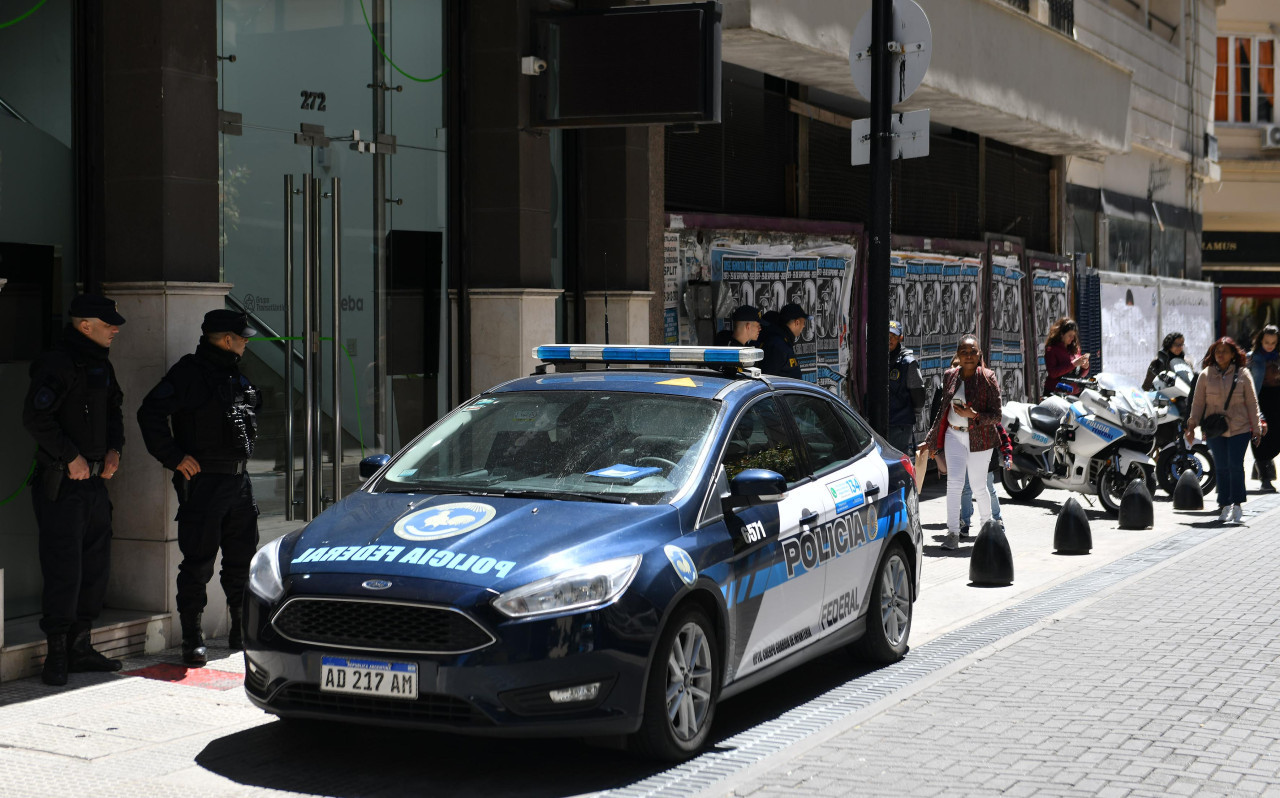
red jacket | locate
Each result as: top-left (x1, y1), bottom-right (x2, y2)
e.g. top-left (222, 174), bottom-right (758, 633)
top-left (926, 366), bottom-right (1003, 453)
top-left (1043, 343), bottom-right (1089, 397)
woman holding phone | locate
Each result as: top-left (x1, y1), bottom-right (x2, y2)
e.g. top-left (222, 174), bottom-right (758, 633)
top-left (925, 335), bottom-right (1004, 550)
top-left (1042, 317), bottom-right (1090, 398)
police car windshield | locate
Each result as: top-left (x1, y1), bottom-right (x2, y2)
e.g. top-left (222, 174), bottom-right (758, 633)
top-left (374, 391), bottom-right (719, 505)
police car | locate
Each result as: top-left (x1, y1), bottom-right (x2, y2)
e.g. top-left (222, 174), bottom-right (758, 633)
top-left (244, 345), bottom-right (923, 760)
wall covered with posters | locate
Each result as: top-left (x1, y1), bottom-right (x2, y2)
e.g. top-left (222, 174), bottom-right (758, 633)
top-left (665, 216), bottom-right (859, 396)
top-left (1097, 273), bottom-right (1215, 386)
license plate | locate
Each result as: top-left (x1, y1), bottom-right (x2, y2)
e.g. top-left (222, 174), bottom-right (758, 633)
top-left (320, 656), bottom-right (418, 700)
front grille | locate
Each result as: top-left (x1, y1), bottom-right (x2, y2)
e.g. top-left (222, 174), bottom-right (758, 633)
top-left (271, 598), bottom-right (495, 654)
top-left (272, 684), bottom-right (492, 726)
top-left (244, 665), bottom-right (269, 695)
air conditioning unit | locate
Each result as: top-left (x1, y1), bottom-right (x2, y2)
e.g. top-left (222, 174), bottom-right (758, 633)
top-left (1263, 124), bottom-right (1280, 151)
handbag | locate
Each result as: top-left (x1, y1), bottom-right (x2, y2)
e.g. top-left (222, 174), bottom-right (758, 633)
top-left (1200, 370), bottom-right (1238, 439)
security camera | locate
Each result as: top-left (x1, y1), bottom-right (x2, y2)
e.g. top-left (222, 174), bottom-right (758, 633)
top-left (521, 56), bottom-right (548, 76)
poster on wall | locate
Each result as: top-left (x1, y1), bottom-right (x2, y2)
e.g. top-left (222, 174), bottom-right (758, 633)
top-left (989, 254), bottom-right (1027, 404)
top-left (890, 252), bottom-right (982, 441)
top-left (663, 232), bottom-right (681, 345)
top-left (1031, 268), bottom-right (1071, 394)
top-left (1157, 282), bottom-right (1214, 366)
top-left (708, 240), bottom-right (856, 394)
top-left (1099, 278), bottom-right (1159, 386)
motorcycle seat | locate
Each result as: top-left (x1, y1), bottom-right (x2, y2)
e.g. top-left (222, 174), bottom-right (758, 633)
top-left (1029, 404), bottom-right (1068, 435)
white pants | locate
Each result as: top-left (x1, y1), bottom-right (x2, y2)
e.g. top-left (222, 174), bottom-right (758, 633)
top-left (945, 427), bottom-right (993, 535)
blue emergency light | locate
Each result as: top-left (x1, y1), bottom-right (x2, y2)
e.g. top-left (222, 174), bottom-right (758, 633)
top-left (533, 344), bottom-right (763, 366)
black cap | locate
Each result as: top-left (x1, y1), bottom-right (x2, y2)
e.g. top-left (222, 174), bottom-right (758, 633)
top-left (68, 294), bottom-right (126, 325)
top-left (779, 303), bottom-right (810, 323)
top-left (730, 304), bottom-right (761, 323)
top-left (201, 309), bottom-right (259, 338)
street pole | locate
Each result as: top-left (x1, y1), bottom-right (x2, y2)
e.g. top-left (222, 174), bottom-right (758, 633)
top-left (866, 0), bottom-right (893, 436)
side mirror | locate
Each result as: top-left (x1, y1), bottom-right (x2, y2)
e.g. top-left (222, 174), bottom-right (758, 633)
top-left (359, 454), bottom-right (391, 479)
top-left (723, 468), bottom-right (787, 509)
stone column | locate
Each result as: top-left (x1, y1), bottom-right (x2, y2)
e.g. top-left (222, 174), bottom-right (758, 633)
top-left (468, 289), bottom-right (563, 396)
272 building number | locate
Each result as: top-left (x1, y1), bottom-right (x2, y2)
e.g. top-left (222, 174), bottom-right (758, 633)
top-left (300, 91), bottom-right (327, 111)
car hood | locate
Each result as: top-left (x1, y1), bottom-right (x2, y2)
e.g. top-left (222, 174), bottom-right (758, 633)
top-left (282, 491), bottom-right (680, 590)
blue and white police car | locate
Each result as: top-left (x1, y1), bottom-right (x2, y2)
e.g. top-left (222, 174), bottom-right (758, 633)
top-left (244, 345), bottom-right (923, 760)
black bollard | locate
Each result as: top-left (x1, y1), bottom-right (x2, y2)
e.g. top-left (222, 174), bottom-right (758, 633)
top-left (969, 520), bottom-right (1014, 586)
top-left (1118, 479), bottom-right (1154, 529)
top-left (1054, 496), bottom-right (1092, 554)
top-left (1172, 469), bottom-right (1204, 511)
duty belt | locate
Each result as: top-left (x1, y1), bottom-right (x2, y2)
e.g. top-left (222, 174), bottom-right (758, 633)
top-left (200, 460), bottom-right (248, 475)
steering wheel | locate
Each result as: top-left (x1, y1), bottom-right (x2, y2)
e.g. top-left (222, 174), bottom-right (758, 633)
top-left (637, 456), bottom-right (678, 474)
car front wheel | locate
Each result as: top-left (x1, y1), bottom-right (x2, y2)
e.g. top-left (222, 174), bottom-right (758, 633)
top-left (630, 605), bottom-right (719, 761)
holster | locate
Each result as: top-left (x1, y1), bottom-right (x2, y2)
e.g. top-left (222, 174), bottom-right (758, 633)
top-left (39, 466), bottom-right (64, 502)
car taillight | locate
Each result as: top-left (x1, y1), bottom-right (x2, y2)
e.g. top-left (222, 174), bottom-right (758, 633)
top-left (900, 455), bottom-right (915, 484)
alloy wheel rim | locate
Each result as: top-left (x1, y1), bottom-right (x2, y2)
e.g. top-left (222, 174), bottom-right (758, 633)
top-left (665, 621), bottom-right (712, 741)
top-left (879, 555), bottom-right (910, 647)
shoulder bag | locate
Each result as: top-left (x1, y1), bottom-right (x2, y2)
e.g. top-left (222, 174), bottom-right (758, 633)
top-left (1200, 370), bottom-right (1238, 439)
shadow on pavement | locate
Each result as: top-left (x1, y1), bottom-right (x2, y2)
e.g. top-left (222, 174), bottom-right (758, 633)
top-left (194, 648), bottom-right (881, 798)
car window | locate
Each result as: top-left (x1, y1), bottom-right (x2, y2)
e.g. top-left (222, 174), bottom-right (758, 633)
top-left (375, 391), bottom-right (718, 504)
top-left (832, 402), bottom-right (875, 452)
top-left (721, 397), bottom-right (801, 484)
top-left (784, 394), bottom-right (854, 476)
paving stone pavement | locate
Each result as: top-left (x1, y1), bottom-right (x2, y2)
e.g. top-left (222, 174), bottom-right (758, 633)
top-left (705, 506), bottom-right (1280, 798)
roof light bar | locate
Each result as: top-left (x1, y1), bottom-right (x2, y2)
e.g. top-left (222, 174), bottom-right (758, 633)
top-left (533, 345), bottom-right (763, 366)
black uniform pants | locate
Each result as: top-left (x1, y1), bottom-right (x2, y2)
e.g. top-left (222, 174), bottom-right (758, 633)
top-left (173, 472), bottom-right (259, 616)
top-left (32, 473), bottom-right (113, 636)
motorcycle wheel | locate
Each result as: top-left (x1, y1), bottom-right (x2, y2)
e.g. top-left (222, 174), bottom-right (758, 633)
top-left (1001, 469), bottom-right (1045, 502)
top-left (1096, 464), bottom-right (1128, 515)
top-left (1159, 443), bottom-right (1215, 496)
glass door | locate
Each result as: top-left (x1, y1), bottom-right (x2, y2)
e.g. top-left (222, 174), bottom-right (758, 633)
top-left (219, 0), bottom-right (449, 525)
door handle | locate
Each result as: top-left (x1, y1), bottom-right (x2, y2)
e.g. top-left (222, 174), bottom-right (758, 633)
top-left (865, 482), bottom-right (881, 497)
top-left (799, 509), bottom-right (819, 526)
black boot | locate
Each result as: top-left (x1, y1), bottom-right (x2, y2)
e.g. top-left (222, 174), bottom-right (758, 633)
top-left (1264, 460), bottom-right (1277, 492)
top-left (67, 630), bottom-right (123, 672)
top-left (42, 635), bottom-right (69, 686)
top-left (227, 612), bottom-right (243, 651)
top-left (180, 612), bottom-right (207, 667)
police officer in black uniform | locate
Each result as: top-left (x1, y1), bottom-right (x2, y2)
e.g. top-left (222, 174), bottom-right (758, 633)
top-left (759, 303), bottom-right (809, 379)
top-left (887, 319), bottom-right (925, 454)
top-left (136, 309), bottom-right (261, 666)
top-left (22, 294), bottom-right (127, 685)
top-left (713, 304), bottom-right (762, 347)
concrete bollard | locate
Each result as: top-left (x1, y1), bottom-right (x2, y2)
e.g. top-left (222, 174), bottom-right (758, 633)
top-left (969, 520), bottom-right (1014, 586)
top-left (1172, 469), bottom-right (1204, 511)
top-left (1054, 496), bottom-right (1092, 554)
top-left (1118, 479), bottom-right (1154, 529)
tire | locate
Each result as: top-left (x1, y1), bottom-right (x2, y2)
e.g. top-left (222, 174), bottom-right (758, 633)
top-left (629, 605), bottom-right (720, 761)
top-left (1156, 443), bottom-right (1216, 496)
top-left (853, 542), bottom-right (913, 664)
top-left (1001, 468), bottom-right (1045, 502)
top-left (1096, 464), bottom-right (1127, 515)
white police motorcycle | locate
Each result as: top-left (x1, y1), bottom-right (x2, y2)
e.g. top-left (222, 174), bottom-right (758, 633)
top-left (1148, 360), bottom-right (1216, 496)
top-left (1000, 373), bottom-right (1159, 515)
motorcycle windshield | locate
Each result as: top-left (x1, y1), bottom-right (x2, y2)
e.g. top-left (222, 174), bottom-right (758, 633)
top-left (1097, 373), bottom-right (1156, 418)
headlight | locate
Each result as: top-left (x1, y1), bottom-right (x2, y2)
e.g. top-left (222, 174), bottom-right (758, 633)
top-left (248, 537), bottom-right (286, 603)
top-left (492, 555), bottom-right (642, 619)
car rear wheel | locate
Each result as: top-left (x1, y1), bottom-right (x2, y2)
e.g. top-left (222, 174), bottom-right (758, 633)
top-left (630, 605), bottom-right (719, 761)
top-left (853, 542), bottom-right (912, 664)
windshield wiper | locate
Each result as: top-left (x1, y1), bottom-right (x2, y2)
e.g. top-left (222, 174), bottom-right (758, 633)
top-left (497, 488), bottom-right (632, 504)
top-left (378, 483), bottom-right (497, 495)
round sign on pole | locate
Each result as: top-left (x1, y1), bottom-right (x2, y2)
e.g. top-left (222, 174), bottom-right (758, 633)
top-left (849, 0), bottom-right (932, 104)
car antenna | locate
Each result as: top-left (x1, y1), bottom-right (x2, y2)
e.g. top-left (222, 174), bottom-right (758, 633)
top-left (603, 249), bottom-right (611, 346)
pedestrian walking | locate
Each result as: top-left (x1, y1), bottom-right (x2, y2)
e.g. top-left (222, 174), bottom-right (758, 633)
top-left (136, 309), bottom-right (262, 666)
top-left (1142, 331), bottom-right (1186, 391)
top-left (925, 335), bottom-right (1003, 550)
top-left (1042, 317), bottom-right (1090, 398)
top-left (1249, 325), bottom-right (1280, 492)
top-left (758, 303), bottom-right (808, 379)
top-left (1185, 337), bottom-right (1263, 523)
top-left (886, 320), bottom-right (924, 455)
top-left (22, 293), bottom-right (127, 685)
top-left (960, 423), bottom-right (1011, 539)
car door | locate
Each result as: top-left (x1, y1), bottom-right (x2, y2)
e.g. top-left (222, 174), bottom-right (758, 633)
top-left (716, 395), bottom-right (832, 680)
top-left (781, 392), bottom-right (890, 641)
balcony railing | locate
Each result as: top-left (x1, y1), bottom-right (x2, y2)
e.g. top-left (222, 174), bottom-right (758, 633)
top-left (999, 0), bottom-right (1074, 38)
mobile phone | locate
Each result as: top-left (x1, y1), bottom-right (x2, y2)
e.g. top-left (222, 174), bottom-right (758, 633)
top-left (952, 399), bottom-right (966, 408)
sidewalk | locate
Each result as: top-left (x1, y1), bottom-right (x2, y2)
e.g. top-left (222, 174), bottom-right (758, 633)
top-left (0, 471), bottom-right (1275, 797)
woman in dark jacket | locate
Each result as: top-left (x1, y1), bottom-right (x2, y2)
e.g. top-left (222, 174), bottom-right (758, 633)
top-left (1142, 331), bottom-right (1186, 391)
top-left (1249, 325), bottom-right (1280, 491)
top-left (1042, 317), bottom-right (1090, 398)
top-left (925, 335), bottom-right (1003, 551)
